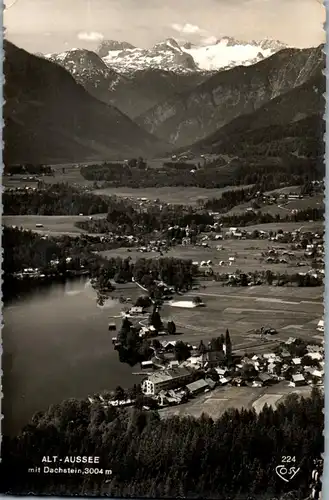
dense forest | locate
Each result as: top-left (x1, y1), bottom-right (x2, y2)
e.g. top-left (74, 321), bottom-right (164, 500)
top-left (203, 114), bottom-right (325, 159)
top-left (80, 156), bottom-right (324, 191)
top-left (1, 388), bottom-right (323, 498)
top-left (3, 183), bottom-right (109, 215)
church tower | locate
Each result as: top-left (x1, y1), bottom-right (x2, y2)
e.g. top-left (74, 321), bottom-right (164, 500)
top-left (225, 328), bottom-right (232, 361)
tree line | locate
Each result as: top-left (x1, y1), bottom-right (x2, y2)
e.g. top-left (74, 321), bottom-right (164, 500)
top-left (80, 155), bottom-right (323, 191)
top-left (209, 269), bottom-right (323, 287)
top-left (92, 256), bottom-right (196, 292)
top-left (214, 114), bottom-right (324, 160)
top-left (5, 164), bottom-right (54, 175)
top-left (0, 388), bottom-right (323, 499)
top-left (204, 186), bottom-right (258, 212)
top-left (3, 227), bottom-right (197, 300)
top-left (76, 203), bottom-right (214, 236)
top-left (3, 227), bottom-right (109, 276)
top-left (4, 183), bottom-right (109, 216)
top-left (219, 206), bottom-right (324, 227)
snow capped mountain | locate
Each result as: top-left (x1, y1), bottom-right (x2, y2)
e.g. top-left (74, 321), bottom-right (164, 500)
top-left (43, 47), bottom-right (207, 118)
top-left (182, 37), bottom-right (288, 71)
top-left (44, 48), bottom-right (123, 91)
top-left (101, 38), bottom-right (198, 74)
top-left (98, 36), bottom-right (288, 74)
top-left (44, 37), bottom-right (288, 77)
top-left (97, 40), bottom-right (136, 58)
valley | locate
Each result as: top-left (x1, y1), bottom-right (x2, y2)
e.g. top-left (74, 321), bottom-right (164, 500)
top-left (2, 13), bottom-right (325, 499)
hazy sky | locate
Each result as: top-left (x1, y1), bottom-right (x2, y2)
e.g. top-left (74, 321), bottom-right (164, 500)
top-left (4, 0), bottom-right (325, 54)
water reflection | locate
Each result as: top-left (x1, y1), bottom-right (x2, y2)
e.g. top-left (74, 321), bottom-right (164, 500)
top-left (2, 278), bottom-right (140, 436)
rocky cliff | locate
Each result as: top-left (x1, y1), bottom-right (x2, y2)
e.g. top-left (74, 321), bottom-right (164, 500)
top-left (137, 45), bottom-right (324, 148)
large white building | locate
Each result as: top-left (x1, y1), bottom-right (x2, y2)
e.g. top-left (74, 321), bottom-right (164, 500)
top-left (141, 367), bottom-right (192, 396)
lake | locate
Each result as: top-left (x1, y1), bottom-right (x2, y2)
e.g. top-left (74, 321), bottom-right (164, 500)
top-left (2, 278), bottom-right (142, 436)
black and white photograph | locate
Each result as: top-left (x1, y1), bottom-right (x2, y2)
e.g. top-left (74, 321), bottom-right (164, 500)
top-left (1, 0), bottom-right (326, 498)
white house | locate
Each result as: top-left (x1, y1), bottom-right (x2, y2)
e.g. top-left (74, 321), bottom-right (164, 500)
top-left (292, 358), bottom-right (302, 365)
top-left (141, 367), bottom-right (192, 396)
top-left (290, 374), bottom-right (306, 387)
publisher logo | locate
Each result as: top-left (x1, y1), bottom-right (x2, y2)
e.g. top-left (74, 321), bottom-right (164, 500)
top-left (275, 465), bottom-right (300, 482)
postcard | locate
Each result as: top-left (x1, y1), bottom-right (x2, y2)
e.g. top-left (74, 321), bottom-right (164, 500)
top-left (1, 0), bottom-right (325, 498)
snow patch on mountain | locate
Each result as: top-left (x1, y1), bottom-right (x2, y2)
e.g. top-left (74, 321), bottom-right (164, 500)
top-left (102, 38), bottom-right (198, 74)
top-left (182, 39), bottom-right (275, 71)
top-left (100, 36), bottom-right (287, 74)
top-left (45, 37), bottom-right (288, 76)
top-left (44, 49), bottom-right (123, 90)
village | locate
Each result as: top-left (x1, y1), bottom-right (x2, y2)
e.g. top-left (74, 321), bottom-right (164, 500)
top-left (87, 285), bottom-right (325, 416)
top-left (89, 328), bottom-right (324, 413)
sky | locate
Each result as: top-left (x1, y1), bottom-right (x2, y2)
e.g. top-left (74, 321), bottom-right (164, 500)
top-left (4, 0), bottom-right (325, 54)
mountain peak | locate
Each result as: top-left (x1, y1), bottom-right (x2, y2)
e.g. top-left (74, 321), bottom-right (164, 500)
top-left (97, 40), bottom-right (136, 58)
top-left (45, 48), bottom-right (116, 75)
top-left (153, 38), bottom-right (181, 50)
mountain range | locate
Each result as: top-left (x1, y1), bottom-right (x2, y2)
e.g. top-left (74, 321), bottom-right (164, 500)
top-left (94, 36), bottom-right (286, 74)
top-left (137, 45), bottom-right (324, 147)
top-left (42, 48), bottom-right (206, 118)
top-left (4, 41), bottom-right (168, 164)
top-left (45, 37), bottom-right (287, 77)
top-left (5, 37), bottom-right (324, 165)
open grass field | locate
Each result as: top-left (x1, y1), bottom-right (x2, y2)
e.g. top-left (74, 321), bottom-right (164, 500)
top-left (100, 236), bottom-right (316, 274)
top-left (3, 167), bottom-right (94, 188)
top-left (93, 185), bottom-right (254, 205)
top-left (158, 382), bottom-right (313, 420)
top-left (265, 186), bottom-right (301, 195)
top-left (2, 214), bottom-right (106, 236)
top-left (233, 221), bottom-right (324, 232)
top-left (160, 284), bottom-right (323, 349)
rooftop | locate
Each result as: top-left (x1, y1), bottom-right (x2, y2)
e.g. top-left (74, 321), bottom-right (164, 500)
top-left (147, 366), bottom-right (191, 385)
top-left (186, 379), bottom-right (209, 392)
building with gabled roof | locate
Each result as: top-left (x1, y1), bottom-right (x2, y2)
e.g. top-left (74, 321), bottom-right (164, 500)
top-left (142, 367), bottom-right (192, 396)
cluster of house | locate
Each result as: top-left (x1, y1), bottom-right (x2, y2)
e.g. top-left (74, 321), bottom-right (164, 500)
top-left (5, 185), bottom-right (39, 192)
top-left (137, 336), bottom-right (324, 407)
top-left (134, 240), bottom-right (170, 254)
top-left (261, 243), bottom-right (324, 274)
top-left (13, 255), bottom-right (89, 279)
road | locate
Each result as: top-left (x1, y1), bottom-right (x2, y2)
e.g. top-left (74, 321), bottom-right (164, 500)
top-left (186, 291), bottom-right (322, 306)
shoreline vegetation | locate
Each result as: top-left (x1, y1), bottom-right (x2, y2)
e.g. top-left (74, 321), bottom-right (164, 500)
top-left (3, 230), bottom-right (323, 303)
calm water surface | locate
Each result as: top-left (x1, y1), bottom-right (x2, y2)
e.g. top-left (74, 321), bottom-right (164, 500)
top-left (3, 279), bottom-right (141, 435)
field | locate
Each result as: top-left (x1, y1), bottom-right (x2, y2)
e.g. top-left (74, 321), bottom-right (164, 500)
top-left (100, 235), bottom-right (318, 274)
top-left (232, 221), bottom-right (323, 232)
top-left (93, 185), bottom-right (253, 205)
top-left (4, 169), bottom-right (252, 205)
top-left (82, 281), bottom-right (323, 359)
top-left (158, 382), bottom-right (313, 420)
top-left (2, 214), bottom-right (106, 236)
top-left (160, 284), bottom-right (323, 351)
top-left (3, 167), bottom-right (94, 188)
